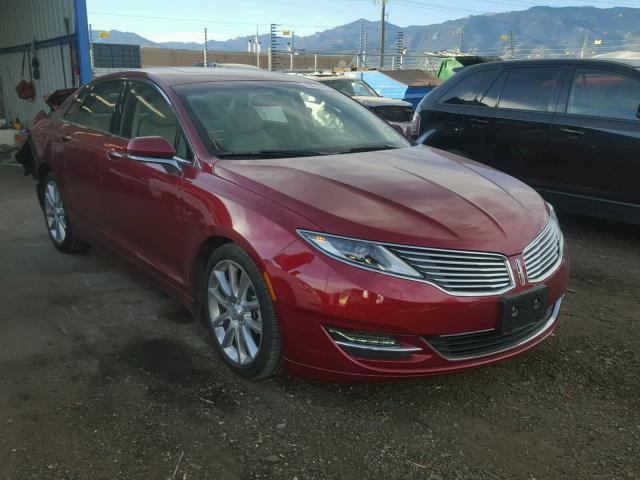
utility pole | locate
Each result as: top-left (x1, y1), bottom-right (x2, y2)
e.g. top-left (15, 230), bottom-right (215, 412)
top-left (363, 30), bottom-right (368, 67)
top-left (394, 31), bottom-right (404, 70)
top-left (458, 27), bottom-right (465, 53)
top-left (378, 0), bottom-right (387, 68)
top-left (508, 30), bottom-right (515, 59)
top-left (269, 24), bottom-right (280, 71)
top-left (203, 27), bottom-right (208, 67)
top-left (358, 19), bottom-right (365, 68)
top-left (289, 30), bottom-right (295, 71)
top-left (255, 26), bottom-right (261, 68)
top-left (580, 34), bottom-right (590, 59)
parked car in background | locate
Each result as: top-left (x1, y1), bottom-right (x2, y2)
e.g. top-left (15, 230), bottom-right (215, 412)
top-left (312, 76), bottom-right (414, 133)
top-left (412, 59), bottom-right (640, 224)
top-left (26, 67), bottom-right (567, 382)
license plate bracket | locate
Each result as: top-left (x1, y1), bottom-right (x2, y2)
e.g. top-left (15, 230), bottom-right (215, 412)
top-left (499, 285), bottom-right (549, 333)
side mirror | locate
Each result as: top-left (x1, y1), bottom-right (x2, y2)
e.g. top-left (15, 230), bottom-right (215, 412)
top-left (126, 136), bottom-right (176, 159)
top-left (636, 104), bottom-right (640, 120)
top-left (124, 136), bottom-right (188, 172)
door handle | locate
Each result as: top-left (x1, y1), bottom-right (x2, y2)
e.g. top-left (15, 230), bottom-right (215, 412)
top-left (469, 118), bottom-right (490, 126)
top-left (559, 128), bottom-right (584, 137)
top-left (59, 134), bottom-right (71, 142)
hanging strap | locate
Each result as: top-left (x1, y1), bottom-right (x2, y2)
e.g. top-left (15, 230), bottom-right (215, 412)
top-left (27, 51), bottom-right (33, 82)
top-left (20, 50), bottom-right (27, 80)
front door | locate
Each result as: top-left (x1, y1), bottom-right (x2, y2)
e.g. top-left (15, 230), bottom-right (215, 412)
top-left (463, 66), bottom-right (563, 188)
top-left (100, 80), bottom-right (194, 289)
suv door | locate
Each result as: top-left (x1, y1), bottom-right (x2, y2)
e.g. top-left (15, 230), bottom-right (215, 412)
top-left (548, 66), bottom-right (640, 216)
top-left (59, 80), bottom-right (125, 232)
top-left (100, 80), bottom-right (194, 288)
top-left (462, 66), bottom-right (563, 186)
top-left (422, 69), bottom-right (499, 151)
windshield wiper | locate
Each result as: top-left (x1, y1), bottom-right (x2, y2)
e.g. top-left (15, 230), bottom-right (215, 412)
top-left (339, 144), bottom-right (398, 154)
top-left (217, 150), bottom-right (328, 159)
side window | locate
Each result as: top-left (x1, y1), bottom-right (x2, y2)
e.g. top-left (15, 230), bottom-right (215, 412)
top-left (478, 71), bottom-right (506, 108)
top-left (439, 70), bottom-right (498, 106)
top-left (63, 88), bottom-right (87, 123)
top-left (498, 67), bottom-right (561, 112)
top-left (568, 69), bottom-right (640, 121)
top-left (65, 81), bottom-right (123, 132)
top-left (121, 82), bottom-right (192, 159)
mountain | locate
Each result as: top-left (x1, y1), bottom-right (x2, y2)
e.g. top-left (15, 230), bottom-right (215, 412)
top-left (92, 6), bottom-right (640, 56)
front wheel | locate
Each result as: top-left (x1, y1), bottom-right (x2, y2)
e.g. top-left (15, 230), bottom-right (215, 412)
top-left (42, 172), bottom-right (89, 253)
top-left (202, 244), bottom-right (281, 379)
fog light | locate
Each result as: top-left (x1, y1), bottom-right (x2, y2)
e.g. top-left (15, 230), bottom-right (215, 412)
top-left (327, 327), bottom-right (421, 359)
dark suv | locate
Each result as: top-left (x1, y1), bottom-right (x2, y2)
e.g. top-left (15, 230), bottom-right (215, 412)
top-left (412, 59), bottom-right (640, 224)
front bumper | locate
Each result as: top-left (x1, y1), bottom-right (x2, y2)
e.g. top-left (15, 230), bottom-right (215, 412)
top-left (268, 239), bottom-right (569, 383)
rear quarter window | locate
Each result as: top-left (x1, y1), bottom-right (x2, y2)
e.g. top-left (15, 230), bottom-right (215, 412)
top-left (438, 70), bottom-right (499, 106)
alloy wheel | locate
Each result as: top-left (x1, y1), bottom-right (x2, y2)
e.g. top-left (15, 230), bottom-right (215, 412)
top-left (44, 180), bottom-right (67, 245)
top-left (207, 260), bottom-right (263, 366)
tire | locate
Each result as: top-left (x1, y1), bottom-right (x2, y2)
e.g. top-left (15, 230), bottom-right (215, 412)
top-left (202, 243), bottom-right (281, 379)
top-left (42, 172), bottom-right (90, 254)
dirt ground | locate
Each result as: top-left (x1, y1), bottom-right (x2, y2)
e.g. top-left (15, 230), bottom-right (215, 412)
top-left (0, 165), bottom-right (638, 480)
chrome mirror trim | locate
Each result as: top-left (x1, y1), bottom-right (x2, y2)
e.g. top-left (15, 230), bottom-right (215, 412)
top-left (126, 153), bottom-right (190, 172)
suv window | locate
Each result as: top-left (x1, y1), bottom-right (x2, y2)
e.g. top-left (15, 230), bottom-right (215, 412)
top-left (121, 82), bottom-right (191, 160)
top-left (568, 68), bottom-right (640, 121)
top-left (498, 67), bottom-right (561, 112)
top-left (439, 70), bottom-right (498, 106)
top-left (64, 81), bottom-right (124, 132)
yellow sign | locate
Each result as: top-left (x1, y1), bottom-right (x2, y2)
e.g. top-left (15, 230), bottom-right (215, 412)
top-left (593, 39), bottom-right (602, 45)
top-left (282, 30), bottom-right (291, 37)
top-left (98, 31), bottom-right (110, 39)
top-left (500, 34), bottom-right (509, 41)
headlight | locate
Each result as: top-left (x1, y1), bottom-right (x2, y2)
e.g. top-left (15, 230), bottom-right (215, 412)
top-left (298, 230), bottom-right (421, 279)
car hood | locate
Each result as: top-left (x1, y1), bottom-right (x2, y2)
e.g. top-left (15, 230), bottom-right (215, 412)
top-left (214, 146), bottom-right (548, 255)
top-left (352, 96), bottom-right (412, 108)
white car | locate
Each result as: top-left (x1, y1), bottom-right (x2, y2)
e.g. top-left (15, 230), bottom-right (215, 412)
top-left (312, 76), bottom-right (414, 133)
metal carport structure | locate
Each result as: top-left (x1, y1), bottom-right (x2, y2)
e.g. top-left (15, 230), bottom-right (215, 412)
top-left (0, 0), bottom-right (91, 129)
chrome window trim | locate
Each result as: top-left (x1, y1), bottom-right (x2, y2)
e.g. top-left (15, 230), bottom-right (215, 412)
top-left (423, 297), bottom-right (563, 362)
top-left (297, 229), bottom-right (516, 298)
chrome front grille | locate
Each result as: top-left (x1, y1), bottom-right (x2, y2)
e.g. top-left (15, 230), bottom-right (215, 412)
top-left (523, 219), bottom-right (562, 283)
top-left (388, 246), bottom-right (515, 296)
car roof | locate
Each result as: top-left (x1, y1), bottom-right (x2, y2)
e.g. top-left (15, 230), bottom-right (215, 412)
top-left (96, 67), bottom-right (318, 87)
top-left (464, 58), bottom-right (638, 71)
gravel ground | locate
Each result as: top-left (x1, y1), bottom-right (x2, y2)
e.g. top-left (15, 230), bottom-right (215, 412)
top-left (0, 166), bottom-right (638, 480)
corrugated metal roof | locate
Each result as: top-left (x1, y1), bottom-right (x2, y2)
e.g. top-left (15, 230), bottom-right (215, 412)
top-left (0, 0), bottom-right (77, 128)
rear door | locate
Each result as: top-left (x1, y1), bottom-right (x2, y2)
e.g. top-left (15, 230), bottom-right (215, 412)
top-left (100, 80), bottom-right (194, 288)
top-left (59, 80), bottom-right (126, 233)
top-left (462, 66), bottom-right (563, 185)
top-left (549, 66), bottom-right (640, 208)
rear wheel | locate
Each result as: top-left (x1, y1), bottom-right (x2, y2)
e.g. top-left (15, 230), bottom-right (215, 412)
top-left (42, 173), bottom-right (89, 253)
top-left (202, 244), bottom-right (281, 379)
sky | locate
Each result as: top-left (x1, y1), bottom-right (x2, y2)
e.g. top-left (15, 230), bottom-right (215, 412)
top-left (86, 0), bottom-right (640, 43)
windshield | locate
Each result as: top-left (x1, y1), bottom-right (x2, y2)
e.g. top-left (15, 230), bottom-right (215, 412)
top-left (321, 78), bottom-right (378, 97)
top-left (174, 81), bottom-right (408, 158)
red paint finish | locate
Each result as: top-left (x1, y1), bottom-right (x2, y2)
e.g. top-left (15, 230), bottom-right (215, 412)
top-left (30, 69), bottom-right (569, 382)
top-left (126, 136), bottom-right (177, 159)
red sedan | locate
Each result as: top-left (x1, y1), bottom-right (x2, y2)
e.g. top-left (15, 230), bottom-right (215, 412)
top-left (29, 68), bottom-right (568, 382)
